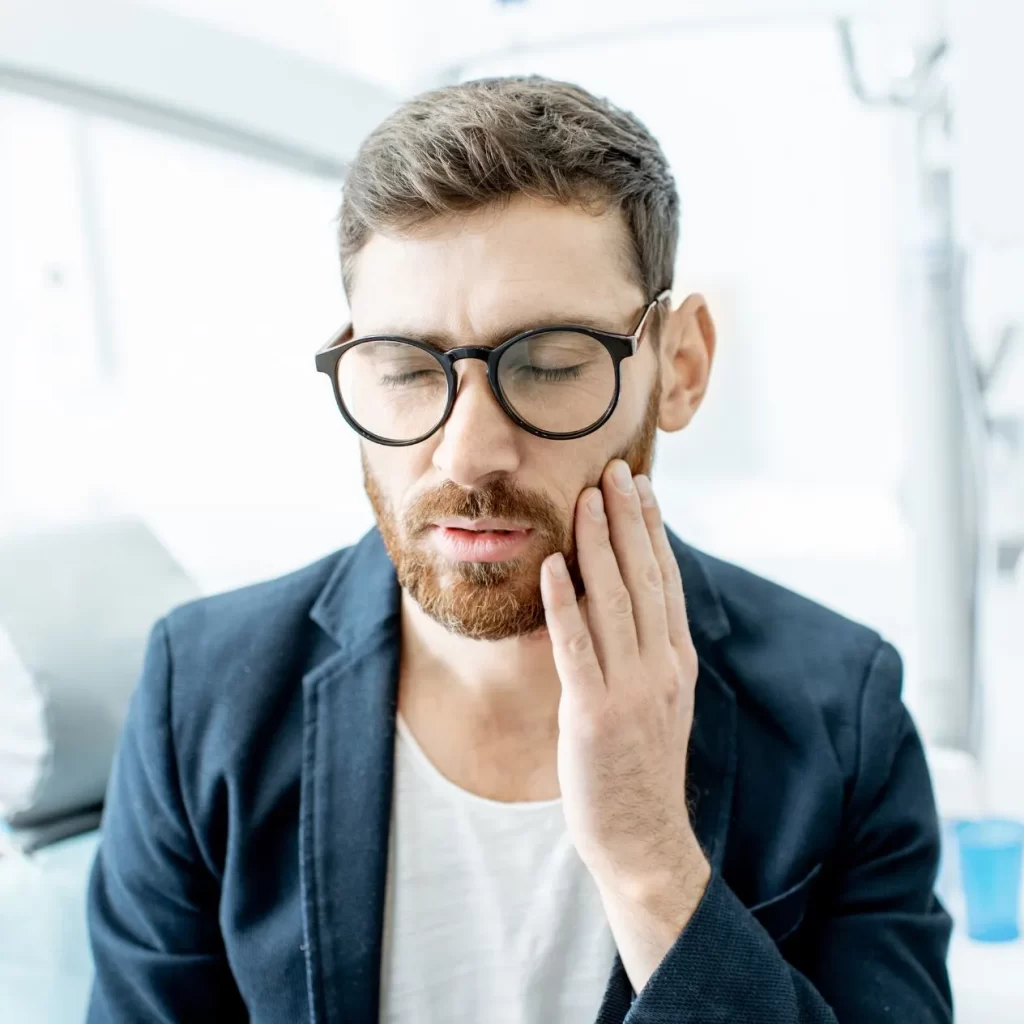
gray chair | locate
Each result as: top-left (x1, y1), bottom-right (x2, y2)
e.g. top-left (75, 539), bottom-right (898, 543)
top-left (0, 517), bottom-right (199, 1023)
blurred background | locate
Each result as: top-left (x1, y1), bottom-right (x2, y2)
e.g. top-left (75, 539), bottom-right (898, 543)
top-left (0, 0), bottom-right (1022, 1020)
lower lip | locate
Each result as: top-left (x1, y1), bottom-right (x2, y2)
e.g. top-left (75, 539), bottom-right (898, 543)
top-left (431, 526), bottom-right (533, 562)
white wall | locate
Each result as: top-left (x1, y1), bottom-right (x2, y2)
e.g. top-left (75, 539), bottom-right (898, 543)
top-left (0, 97), bottom-right (108, 529)
top-left (144, 0), bottom-right (350, 67)
top-left (0, 94), bottom-right (373, 593)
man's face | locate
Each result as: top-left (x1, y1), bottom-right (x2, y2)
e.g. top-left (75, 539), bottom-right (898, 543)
top-left (350, 196), bottom-right (663, 641)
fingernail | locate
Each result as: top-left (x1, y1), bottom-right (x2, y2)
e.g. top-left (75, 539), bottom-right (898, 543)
top-left (548, 553), bottom-right (567, 578)
top-left (610, 461), bottom-right (633, 493)
top-left (587, 491), bottom-right (605, 519)
top-left (635, 475), bottom-right (656, 508)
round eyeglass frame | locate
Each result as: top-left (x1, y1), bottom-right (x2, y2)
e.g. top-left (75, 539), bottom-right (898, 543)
top-left (314, 290), bottom-right (671, 447)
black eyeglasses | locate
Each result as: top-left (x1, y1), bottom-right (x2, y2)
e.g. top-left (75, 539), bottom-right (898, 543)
top-left (314, 290), bottom-right (670, 446)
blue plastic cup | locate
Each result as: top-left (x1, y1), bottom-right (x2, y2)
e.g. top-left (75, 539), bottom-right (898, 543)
top-left (957, 819), bottom-right (1024, 942)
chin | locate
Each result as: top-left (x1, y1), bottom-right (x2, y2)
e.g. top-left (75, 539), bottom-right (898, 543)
top-left (403, 557), bottom-right (550, 641)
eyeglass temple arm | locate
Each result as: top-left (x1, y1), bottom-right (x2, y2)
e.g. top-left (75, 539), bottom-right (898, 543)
top-left (633, 289), bottom-right (673, 352)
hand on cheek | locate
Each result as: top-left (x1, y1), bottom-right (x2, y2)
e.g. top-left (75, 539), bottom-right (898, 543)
top-left (540, 459), bottom-right (704, 890)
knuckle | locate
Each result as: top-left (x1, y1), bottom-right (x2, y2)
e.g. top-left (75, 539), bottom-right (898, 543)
top-left (671, 642), bottom-right (698, 678)
top-left (621, 498), bottom-right (643, 523)
top-left (666, 560), bottom-right (684, 588)
top-left (663, 674), bottom-right (682, 704)
top-left (642, 502), bottom-right (663, 525)
top-left (608, 586), bottom-right (633, 618)
top-left (568, 629), bottom-right (593, 656)
top-left (643, 562), bottom-right (664, 592)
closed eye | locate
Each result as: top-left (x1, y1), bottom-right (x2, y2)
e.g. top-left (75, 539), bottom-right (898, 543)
top-left (513, 364), bottom-right (585, 383)
top-left (379, 368), bottom-right (445, 388)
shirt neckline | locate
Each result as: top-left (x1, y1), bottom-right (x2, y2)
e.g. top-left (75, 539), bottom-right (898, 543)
top-left (394, 711), bottom-right (564, 813)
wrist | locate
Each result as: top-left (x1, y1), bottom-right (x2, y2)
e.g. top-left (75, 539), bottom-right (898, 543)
top-left (597, 834), bottom-right (711, 916)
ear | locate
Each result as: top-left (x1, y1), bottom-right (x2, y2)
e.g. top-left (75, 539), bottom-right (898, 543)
top-left (657, 293), bottom-right (716, 433)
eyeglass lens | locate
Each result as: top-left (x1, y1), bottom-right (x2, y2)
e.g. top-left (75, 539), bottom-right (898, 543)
top-left (335, 332), bottom-right (616, 442)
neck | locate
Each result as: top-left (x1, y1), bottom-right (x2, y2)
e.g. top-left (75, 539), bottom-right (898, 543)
top-left (398, 589), bottom-right (563, 730)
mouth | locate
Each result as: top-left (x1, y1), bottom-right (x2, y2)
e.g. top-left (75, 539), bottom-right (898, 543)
top-left (432, 517), bottom-right (531, 532)
top-left (428, 519), bottom-right (534, 563)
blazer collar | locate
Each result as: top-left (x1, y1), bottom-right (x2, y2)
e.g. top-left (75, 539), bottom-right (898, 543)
top-left (302, 527), bottom-right (736, 1024)
top-left (309, 528), bottom-right (401, 662)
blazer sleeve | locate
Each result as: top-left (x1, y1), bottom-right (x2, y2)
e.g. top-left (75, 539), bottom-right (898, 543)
top-left (624, 640), bottom-right (954, 1023)
top-left (85, 619), bottom-right (247, 1023)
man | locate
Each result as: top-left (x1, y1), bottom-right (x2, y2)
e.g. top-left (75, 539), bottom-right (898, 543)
top-left (87, 76), bottom-right (953, 1023)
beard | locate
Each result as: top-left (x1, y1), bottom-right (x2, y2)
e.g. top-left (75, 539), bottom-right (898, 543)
top-left (364, 388), bottom-right (661, 642)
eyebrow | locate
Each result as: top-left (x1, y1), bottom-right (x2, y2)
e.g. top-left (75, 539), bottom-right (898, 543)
top-left (359, 310), bottom-right (633, 351)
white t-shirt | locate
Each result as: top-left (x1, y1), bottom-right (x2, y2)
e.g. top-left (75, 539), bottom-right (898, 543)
top-left (378, 712), bottom-right (618, 1024)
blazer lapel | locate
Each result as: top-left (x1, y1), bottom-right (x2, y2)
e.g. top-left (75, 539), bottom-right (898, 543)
top-left (596, 534), bottom-right (737, 1023)
top-left (300, 531), bottom-right (402, 1024)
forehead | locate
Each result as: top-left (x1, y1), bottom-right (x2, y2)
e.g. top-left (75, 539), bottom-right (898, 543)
top-left (347, 196), bottom-right (644, 338)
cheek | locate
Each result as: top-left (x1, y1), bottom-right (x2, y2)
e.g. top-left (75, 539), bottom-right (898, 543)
top-left (529, 438), bottom-right (607, 514)
top-left (603, 359), bottom-right (658, 447)
top-left (541, 388), bottom-right (652, 505)
top-left (362, 443), bottom-right (436, 510)
top-left (619, 347), bottom-right (659, 410)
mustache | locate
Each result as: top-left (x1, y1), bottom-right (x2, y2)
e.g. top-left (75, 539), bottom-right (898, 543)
top-left (404, 478), bottom-right (568, 539)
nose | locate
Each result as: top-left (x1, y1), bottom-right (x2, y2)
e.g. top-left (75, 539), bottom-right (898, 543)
top-left (431, 360), bottom-right (521, 487)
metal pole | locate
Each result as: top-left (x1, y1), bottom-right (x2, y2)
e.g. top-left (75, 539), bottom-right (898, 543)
top-left (838, 22), bottom-right (981, 752)
top-left (906, 105), bottom-right (980, 749)
top-left (0, 99), bottom-right (16, 534)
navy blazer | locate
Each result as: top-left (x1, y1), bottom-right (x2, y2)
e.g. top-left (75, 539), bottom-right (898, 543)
top-left (86, 528), bottom-right (953, 1023)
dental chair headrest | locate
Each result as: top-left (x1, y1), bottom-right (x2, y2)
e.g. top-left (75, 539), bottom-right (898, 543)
top-left (0, 517), bottom-right (199, 851)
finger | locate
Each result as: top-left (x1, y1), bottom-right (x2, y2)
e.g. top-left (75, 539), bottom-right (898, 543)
top-left (540, 552), bottom-right (605, 701)
top-left (634, 474), bottom-right (693, 654)
top-left (601, 460), bottom-right (670, 657)
top-left (574, 486), bottom-right (639, 675)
